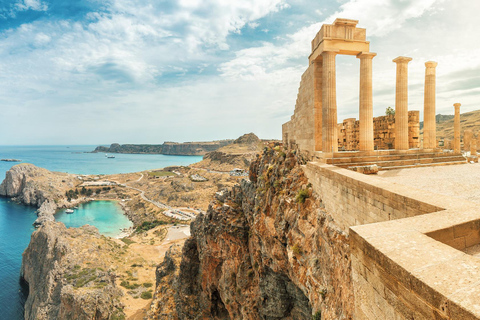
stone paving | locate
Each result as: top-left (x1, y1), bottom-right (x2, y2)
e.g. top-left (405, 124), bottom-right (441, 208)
top-left (377, 163), bottom-right (480, 204)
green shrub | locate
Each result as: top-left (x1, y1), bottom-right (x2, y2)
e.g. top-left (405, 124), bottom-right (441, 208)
top-left (312, 310), bottom-right (322, 320)
top-left (120, 281), bottom-right (140, 290)
top-left (140, 291), bottom-right (153, 299)
top-left (135, 220), bottom-right (168, 233)
top-left (292, 243), bottom-right (302, 255)
top-left (142, 282), bottom-right (153, 288)
top-left (295, 189), bottom-right (309, 203)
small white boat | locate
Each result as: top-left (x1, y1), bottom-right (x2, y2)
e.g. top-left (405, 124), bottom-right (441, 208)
top-left (65, 209), bottom-right (74, 214)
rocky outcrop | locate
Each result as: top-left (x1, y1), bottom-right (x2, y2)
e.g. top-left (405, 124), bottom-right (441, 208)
top-left (191, 133), bottom-right (264, 171)
top-left (92, 140), bottom-right (234, 156)
top-left (0, 163), bottom-right (76, 226)
top-left (21, 222), bottom-right (125, 320)
top-left (147, 244), bottom-right (182, 320)
top-left (153, 146), bottom-right (354, 319)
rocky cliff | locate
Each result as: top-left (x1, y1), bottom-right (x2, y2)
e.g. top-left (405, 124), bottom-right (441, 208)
top-left (150, 146), bottom-right (354, 319)
top-left (0, 163), bottom-right (76, 225)
top-left (93, 139), bottom-right (234, 156)
top-left (21, 222), bottom-right (125, 320)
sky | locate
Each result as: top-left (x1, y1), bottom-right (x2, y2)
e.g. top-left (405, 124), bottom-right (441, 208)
top-left (0, 0), bottom-right (479, 145)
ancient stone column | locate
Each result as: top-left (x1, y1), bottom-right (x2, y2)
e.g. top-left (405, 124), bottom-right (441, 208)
top-left (393, 56), bottom-right (412, 150)
top-left (322, 50), bottom-right (338, 153)
top-left (464, 129), bottom-right (473, 151)
top-left (471, 136), bottom-right (477, 156)
top-left (423, 61), bottom-right (438, 149)
top-left (357, 52), bottom-right (376, 151)
top-left (313, 59), bottom-right (323, 151)
top-left (454, 103), bottom-right (461, 153)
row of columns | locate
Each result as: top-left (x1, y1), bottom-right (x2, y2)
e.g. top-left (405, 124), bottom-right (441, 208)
top-left (319, 52), bottom-right (444, 153)
top-left (320, 50), bottom-right (376, 153)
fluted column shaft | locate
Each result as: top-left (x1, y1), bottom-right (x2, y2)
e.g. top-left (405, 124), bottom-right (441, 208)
top-left (357, 52), bottom-right (376, 151)
top-left (423, 61), bottom-right (438, 149)
top-left (393, 56), bottom-right (412, 150)
top-left (454, 103), bottom-right (461, 153)
top-left (471, 136), bottom-right (477, 156)
top-left (313, 59), bottom-right (323, 151)
top-left (322, 50), bottom-right (338, 153)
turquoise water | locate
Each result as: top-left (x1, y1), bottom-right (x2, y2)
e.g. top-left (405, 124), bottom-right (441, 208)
top-left (56, 201), bottom-right (133, 238)
top-left (0, 145), bottom-right (202, 319)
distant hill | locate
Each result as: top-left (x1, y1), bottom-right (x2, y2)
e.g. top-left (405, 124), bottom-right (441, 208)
top-left (92, 139), bottom-right (234, 156)
top-left (435, 110), bottom-right (480, 140)
top-left (191, 133), bottom-right (268, 171)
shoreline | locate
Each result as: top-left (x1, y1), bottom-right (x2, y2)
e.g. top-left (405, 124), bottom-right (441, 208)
top-left (54, 199), bottom-right (136, 239)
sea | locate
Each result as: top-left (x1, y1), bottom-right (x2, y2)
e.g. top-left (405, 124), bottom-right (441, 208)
top-left (0, 145), bottom-right (203, 319)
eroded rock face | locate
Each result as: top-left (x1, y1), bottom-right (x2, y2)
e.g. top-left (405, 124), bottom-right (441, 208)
top-left (0, 163), bottom-right (51, 206)
top-left (21, 222), bottom-right (125, 320)
top-left (0, 163), bottom-right (77, 226)
top-left (154, 147), bottom-right (354, 319)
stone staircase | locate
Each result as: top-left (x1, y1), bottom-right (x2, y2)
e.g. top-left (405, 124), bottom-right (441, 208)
top-left (320, 150), bottom-right (466, 171)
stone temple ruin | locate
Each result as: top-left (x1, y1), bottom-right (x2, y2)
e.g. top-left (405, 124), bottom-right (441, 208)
top-left (282, 18), bottom-right (465, 170)
top-left (283, 19), bottom-right (480, 319)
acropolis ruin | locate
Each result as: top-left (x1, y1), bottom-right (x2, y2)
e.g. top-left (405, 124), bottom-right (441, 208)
top-left (282, 18), bottom-right (465, 170)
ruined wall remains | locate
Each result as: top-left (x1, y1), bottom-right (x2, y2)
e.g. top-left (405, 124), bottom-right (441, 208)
top-left (282, 66), bottom-right (315, 154)
top-left (337, 111), bottom-right (420, 151)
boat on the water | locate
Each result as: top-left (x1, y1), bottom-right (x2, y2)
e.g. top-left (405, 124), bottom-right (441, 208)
top-left (65, 209), bottom-right (74, 214)
top-left (1, 159), bottom-right (21, 162)
top-left (105, 154), bottom-right (115, 159)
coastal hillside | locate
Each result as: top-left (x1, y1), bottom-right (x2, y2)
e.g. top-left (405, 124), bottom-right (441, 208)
top-left (435, 109), bottom-right (480, 139)
top-left (93, 139), bottom-right (234, 156)
top-left (22, 222), bottom-right (126, 320)
top-left (191, 133), bottom-right (267, 171)
top-left (148, 145), bottom-right (353, 319)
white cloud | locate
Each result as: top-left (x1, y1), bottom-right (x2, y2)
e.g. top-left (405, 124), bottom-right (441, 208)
top-left (1, 0), bottom-right (480, 145)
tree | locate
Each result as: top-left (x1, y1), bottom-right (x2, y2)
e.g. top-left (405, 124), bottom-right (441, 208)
top-left (386, 106), bottom-right (395, 116)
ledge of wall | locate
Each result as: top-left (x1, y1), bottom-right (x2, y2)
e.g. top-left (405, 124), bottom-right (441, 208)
top-left (304, 162), bottom-right (480, 319)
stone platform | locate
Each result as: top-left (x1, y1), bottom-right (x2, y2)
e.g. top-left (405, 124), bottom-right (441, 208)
top-left (314, 149), bottom-right (465, 171)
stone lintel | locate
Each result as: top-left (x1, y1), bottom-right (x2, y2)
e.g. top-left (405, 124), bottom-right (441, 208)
top-left (322, 49), bottom-right (340, 55)
top-left (425, 61), bottom-right (438, 68)
top-left (356, 52), bottom-right (377, 59)
top-left (454, 103), bottom-right (462, 107)
top-left (393, 56), bottom-right (413, 64)
top-left (309, 41), bottom-right (369, 62)
top-left (333, 18), bottom-right (359, 27)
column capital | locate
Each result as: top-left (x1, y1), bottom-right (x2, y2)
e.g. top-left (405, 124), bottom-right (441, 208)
top-left (454, 103), bottom-right (461, 107)
top-left (356, 52), bottom-right (376, 59)
top-left (321, 49), bottom-right (339, 57)
top-left (393, 56), bottom-right (412, 64)
top-left (425, 61), bottom-right (438, 68)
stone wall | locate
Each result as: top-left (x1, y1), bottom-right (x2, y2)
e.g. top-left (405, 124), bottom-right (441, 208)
top-left (337, 111), bottom-right (420, 151)
top-left (282, 65), bottom-right (316, 154)
top-left (303, 162), bottom-right (441, 233)
top-left (304, 161), bottom-right (480, 319)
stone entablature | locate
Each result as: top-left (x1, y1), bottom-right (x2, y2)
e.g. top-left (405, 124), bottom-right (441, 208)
top-left (310, 19), bottom-right (369, 61)
top-left (337, 111), bottom-right (420, 151)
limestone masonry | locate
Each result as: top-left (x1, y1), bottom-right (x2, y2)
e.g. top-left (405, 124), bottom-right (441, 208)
top-left (282, 18), bottom-right (480, 320)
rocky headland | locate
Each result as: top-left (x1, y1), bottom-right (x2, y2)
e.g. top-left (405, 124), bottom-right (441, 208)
top-left (191, 133), bottom-right (267, 171)
top-left (21, 222), bottom-right (125, 320)
top-left (148, 145), bottom-right (353, 319)
top-left (0, 163), bottom-right (77, 226)
top-left (93, 139), bottom-right (234, 156)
